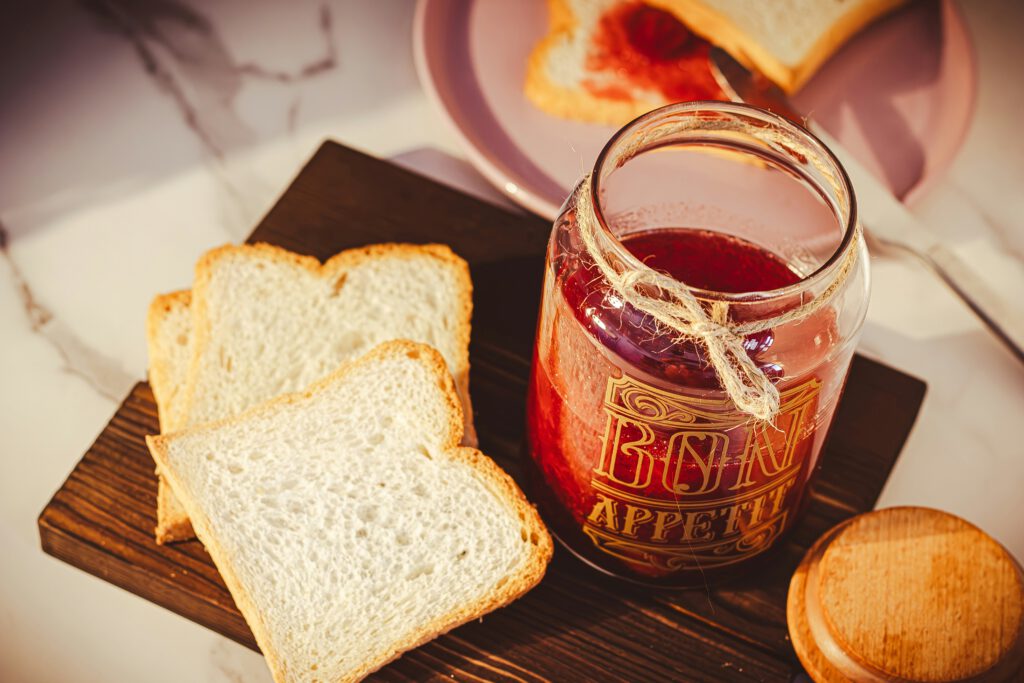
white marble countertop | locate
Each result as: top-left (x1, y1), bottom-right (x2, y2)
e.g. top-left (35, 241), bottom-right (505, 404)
top-left (1, 0), bottom-right (1022, 680)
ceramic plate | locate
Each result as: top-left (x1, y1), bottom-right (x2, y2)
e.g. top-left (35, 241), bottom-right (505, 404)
top-left (414, 0), bottom-right (976, 219)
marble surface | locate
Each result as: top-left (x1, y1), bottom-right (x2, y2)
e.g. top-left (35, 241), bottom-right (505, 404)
top-left (1, 0), bottom-right (1022, 681)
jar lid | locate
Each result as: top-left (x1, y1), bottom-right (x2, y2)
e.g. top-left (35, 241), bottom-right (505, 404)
top-left (788, 507), bottom-right (1024, 682)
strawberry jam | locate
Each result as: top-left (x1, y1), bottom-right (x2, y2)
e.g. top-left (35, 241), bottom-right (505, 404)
top-left (584, 2), bottom-right (725, 104)
top-left (526, 226), bottom-right (851, 584)
top-left (623, 229), bottom-right (800, 293)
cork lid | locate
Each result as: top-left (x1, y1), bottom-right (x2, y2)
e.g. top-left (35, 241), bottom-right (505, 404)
top-left (788, 507), bottom-right (1024, 682)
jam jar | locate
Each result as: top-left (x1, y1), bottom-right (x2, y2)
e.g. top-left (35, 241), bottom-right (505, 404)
top-left (526, 102), bottom-right (869, 586)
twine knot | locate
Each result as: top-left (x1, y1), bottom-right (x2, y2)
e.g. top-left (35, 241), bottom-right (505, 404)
top-left (575, 174), bottom-right (859, 422)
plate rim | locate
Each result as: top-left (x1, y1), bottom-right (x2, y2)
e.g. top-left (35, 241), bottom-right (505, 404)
top-left (413, 0), bottom-right (563, 218)
top-left (413, 0), bottom-right (977, 219)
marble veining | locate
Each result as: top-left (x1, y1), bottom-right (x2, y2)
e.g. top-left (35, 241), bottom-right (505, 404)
top-left (0, 222), bottom-right (51, 329)
top-left (76, 0), bottom-right (341, 238)
top-left (80, 0), bottom-right (338, 159)
top-left (0, 1), bottom-right (1022, 682)
top-left (236, 4), bottom-right (337, 83)
top-left (0, 220), bottom-right (133, 403)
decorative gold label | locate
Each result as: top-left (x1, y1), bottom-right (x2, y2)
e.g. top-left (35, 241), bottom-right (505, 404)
top-left (583, 373), bottom-right (821, 571)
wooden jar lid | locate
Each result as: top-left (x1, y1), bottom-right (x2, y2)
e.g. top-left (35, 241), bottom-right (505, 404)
top-left (788, 507), bottom-right (1024, 682)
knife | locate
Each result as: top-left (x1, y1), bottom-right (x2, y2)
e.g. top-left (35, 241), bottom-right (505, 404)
top-left (710, 46), bottom-right (1024, 364)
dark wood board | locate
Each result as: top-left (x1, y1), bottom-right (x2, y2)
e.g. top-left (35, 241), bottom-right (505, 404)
top-left (39, 141), bottom-right (927, 682)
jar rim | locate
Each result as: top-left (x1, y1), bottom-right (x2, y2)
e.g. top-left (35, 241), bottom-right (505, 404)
top-left (589, 101), bottom-right (859, 304)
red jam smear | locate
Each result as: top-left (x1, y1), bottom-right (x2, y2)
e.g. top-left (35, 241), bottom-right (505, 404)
top-left (527, 227), bottom-right (845, 581)
top-left (584, 2), bottom-right (725, 103)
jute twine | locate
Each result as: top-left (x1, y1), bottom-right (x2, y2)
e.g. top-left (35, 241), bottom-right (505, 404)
top-left (576, 174), bottom-right (861, 423)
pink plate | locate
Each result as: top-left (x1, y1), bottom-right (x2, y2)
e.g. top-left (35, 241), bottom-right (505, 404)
top-left (414, 0), bottom-right (975, 219)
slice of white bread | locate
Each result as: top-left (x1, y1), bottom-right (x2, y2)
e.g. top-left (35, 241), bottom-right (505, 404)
top-left (147, 341), bottom-right (552, 683)
top-left (526, 0), bottom-right (708, 125)
top-left (149, 242), bottom-right (476, 544)
top-left (146, 290), bottom-right (197, 542)
top-left (525, 0), bottom-right (907, 124)
top-left (645, 0), bottom-right (907, 93)
top-left (146, 290), bottom-right (192, 433)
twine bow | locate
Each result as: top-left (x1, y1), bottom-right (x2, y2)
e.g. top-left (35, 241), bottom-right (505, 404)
top-left (576, 175), bottom-right (860, 422)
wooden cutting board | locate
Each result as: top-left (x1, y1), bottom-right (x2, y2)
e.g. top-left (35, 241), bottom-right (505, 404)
top-left (38, 141), bottom-right (927, 682)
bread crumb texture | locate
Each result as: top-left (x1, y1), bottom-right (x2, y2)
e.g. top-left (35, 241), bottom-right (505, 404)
top-left (149, 341), bottom-right (551, 683)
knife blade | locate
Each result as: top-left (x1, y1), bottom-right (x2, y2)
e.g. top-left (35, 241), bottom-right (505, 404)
top-left (710, 46), bottom-right (1024, 364)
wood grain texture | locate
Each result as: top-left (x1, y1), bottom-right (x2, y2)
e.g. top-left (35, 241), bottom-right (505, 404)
top-left (789, 507), bottom-right (1024, 682)
top-left (39, 141), bottom-right (928, 682)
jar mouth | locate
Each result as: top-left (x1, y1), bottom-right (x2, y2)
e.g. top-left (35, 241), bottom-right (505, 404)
top-left (589, 101), bottom-right (859, 304)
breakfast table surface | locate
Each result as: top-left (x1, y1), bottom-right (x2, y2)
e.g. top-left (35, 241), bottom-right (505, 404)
top-left (1, 1), bottom-right (1022, 682)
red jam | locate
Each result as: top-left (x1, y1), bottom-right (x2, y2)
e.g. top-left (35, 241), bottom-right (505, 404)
top-left (527, 227), bottom-right (847, 582)
top-left (622, 229), bottom-right (800, 293)
top-left (584, 3), bottom-right (725, 104)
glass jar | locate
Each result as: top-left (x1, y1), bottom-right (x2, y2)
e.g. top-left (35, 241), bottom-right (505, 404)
top-left (525, 102), bottom-right (868, 586)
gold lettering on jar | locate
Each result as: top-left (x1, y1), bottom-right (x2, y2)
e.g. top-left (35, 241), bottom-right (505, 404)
top-left (586, 493), bottom-right (620, 532)
top-left (582, 373), bottom-right (821, 571)
top-left (651, 511), bottom-right (684, 541)
top-left (594, 416), bottom-right (655, 489)
top-left (664, 431), bottom-right (729, 494)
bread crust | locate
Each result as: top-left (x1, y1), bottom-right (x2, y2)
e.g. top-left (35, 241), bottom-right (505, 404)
top-left (150, 242), bottom-right (475, 544)
top-left (525, 0), bottom-right (663, 125)
top-left (182, 242), bottom-right (474, 441)
top-left (146, 289), bottom-right (198, 544)
top-left (155, 482), bottom-right (194, 543)
top-left (644, 0), bottom-right (908, 93)
top-left (145, 289), bottom-right (192, 431)
top-left (148, 341), bottom-right (552, 683)
top-left (527, 0), bottom-right (908, 118)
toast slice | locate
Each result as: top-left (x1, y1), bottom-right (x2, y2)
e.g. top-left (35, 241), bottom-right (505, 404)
top-left (526, 0), bottom-right (725, 125)
top-left (525, 0), bottom-right (907, 125)
top-left (148, 243), bottom-right (475, 544)
top-left (646, 0), bottom-right (907, 93)
top-left (147, 341), bottom-right (552, 683)
top-left (146, 290), bottom-right (197, 542)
